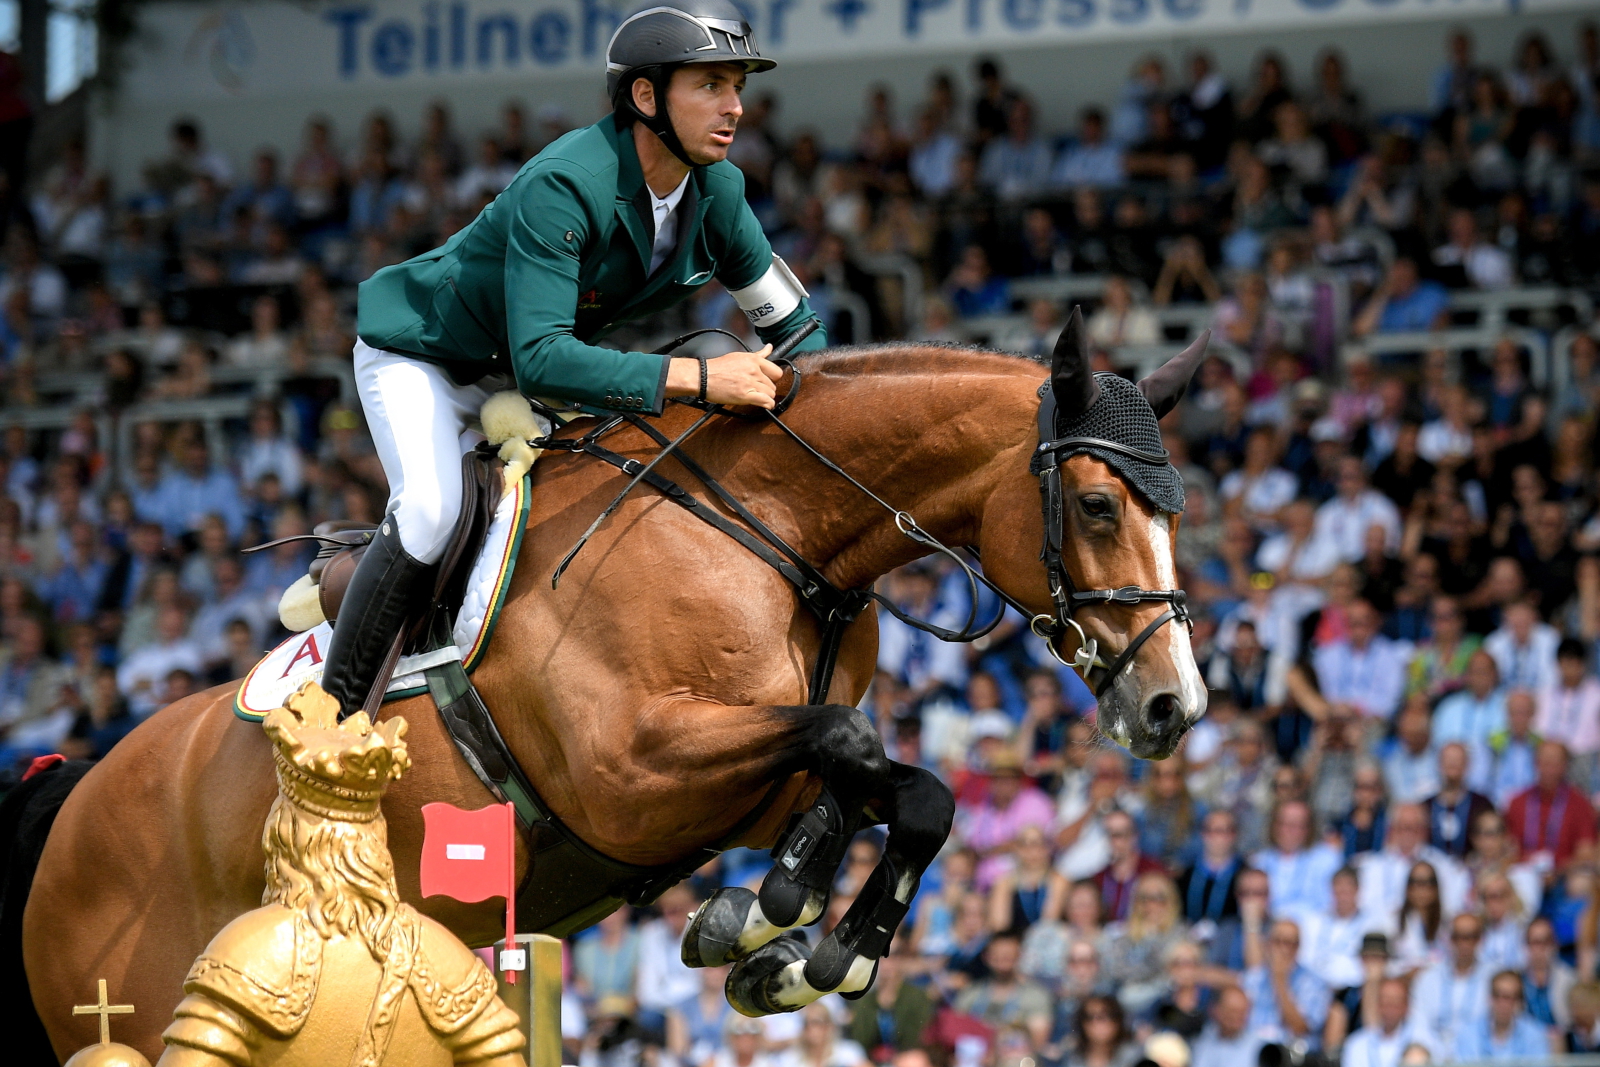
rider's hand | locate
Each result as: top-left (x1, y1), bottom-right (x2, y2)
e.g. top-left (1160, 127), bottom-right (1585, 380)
top-left (666, 346), bottom-right (782, 408)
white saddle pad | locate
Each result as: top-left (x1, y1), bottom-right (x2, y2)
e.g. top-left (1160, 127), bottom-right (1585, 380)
top-left (234, 476), bottom-right (531, 721)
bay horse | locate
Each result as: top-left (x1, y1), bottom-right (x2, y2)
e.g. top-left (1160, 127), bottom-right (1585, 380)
top-left (11, 315), bottom-right (1207, 1061)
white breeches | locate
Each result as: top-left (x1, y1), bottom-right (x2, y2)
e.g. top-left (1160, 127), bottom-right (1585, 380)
top-left (353, 339), bottom-right (511, 564)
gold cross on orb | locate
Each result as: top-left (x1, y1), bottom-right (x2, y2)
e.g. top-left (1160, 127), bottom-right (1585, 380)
top-left (73, 979), bottom-right (134, 1045)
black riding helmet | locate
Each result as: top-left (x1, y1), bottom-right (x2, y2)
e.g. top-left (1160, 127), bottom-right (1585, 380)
top-left (605, 0), bottom-right (777, 168)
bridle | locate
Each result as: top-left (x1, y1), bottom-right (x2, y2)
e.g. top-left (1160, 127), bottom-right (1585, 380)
top-left (1026, 381), bottom-right (1193, 697)
top-left (541, 327), bottom-right (1191, 702)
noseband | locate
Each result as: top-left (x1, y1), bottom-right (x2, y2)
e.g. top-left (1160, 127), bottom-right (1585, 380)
top-left (1027, 382), bottom-right (1192, 698)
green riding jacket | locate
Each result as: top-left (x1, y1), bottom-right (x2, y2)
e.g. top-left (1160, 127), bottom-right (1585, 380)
top-left (355, 115), bottom-right (826, 415)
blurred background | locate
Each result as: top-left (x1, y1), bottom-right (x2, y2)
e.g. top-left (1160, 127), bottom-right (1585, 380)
top-left (5, 1), bottom-right (1600, 1066)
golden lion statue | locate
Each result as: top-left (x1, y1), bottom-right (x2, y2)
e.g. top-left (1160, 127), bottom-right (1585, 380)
top-left (155, 683), bottom-right (527, 1067)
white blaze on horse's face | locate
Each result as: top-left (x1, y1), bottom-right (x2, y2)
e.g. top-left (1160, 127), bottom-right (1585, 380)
top-left (1148, 511), bottom-right (1207, 721)
top-left (1094, 510), bottom-right (1206, 759)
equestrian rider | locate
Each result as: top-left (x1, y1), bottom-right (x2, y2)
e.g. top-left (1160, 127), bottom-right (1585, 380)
top-left (323, 0), bottom-right (827, 717)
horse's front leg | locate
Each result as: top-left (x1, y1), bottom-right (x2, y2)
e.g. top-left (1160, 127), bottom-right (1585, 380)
top-left (667, 699), bottom-right (953, 1015)
top-left (680, 702), bottom-right (886, 972)
top-left (724, 760), bottom-right (953, 1016)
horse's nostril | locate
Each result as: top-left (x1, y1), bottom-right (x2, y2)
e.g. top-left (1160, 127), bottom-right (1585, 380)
top-left (1147, 693), bottom-right (1179, 726)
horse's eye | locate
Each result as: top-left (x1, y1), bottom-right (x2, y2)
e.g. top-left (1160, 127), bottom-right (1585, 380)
top-left (1080, 495), bottom-right (1112, 518)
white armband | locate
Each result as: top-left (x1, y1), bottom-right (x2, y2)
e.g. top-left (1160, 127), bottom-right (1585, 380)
top-left (728, 255), bottom-right (809, 329)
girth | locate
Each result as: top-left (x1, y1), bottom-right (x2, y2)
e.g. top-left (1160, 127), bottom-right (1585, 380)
top-left (421, 646), bottom-right (782, 929)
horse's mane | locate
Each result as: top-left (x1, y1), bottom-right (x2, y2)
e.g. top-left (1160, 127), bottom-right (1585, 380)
top-left (792, 342), bottom-right (1048, 377)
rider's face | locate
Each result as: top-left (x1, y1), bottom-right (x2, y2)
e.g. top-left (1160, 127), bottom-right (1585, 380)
top-left (635, 62), bottom-right (746, 165)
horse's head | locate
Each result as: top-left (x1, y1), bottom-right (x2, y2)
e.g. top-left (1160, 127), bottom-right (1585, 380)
top-left (1049, 452), bottom-right (1205, 758)
top-left (984, 309), bottom-right (1209, 759)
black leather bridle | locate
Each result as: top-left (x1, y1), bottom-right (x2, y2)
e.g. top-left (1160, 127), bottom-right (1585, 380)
top-left (1027, 382), bottom-right (1193, 697)
top-left (542, 327), bottom-right (1191, 703)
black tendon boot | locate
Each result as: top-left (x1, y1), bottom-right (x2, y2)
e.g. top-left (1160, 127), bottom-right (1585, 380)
top-left (320, 516), bottom-right (432, 718)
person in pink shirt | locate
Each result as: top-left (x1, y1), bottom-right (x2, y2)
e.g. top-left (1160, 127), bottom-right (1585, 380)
top-left (1329, 355), bottom-right (1383, 437)
top-left (957, 747), bottom-right (1056, 890)
top-left (1536, 639), bottom-right (1600, 789)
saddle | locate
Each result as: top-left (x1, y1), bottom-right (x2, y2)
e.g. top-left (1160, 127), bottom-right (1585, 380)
top-left (263, 446), bottom-right (504, 645)
top-left (302, 521), bottom-right (374, 623)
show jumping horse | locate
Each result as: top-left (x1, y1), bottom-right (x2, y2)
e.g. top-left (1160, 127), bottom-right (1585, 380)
top-left (9, 311), bottom-right (1208, 1062)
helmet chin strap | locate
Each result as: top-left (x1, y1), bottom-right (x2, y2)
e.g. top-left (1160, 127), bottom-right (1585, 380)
top-left (627, 66), bottom-right (701, 169)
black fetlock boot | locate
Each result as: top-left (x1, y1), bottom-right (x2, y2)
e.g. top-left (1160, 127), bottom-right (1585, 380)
top-left (320, 516), bottom-right (432, 719)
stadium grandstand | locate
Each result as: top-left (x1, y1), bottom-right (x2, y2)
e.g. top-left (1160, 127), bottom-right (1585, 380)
top-left (5, 0), bottom-right (1600, 1064)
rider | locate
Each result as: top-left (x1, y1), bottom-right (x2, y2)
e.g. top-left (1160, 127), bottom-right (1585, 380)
top-left (323, 0), bottom-right (826, 717)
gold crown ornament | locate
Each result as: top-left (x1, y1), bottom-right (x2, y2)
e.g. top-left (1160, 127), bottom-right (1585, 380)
top-left (264, 682), bottom-right (410, 822)
top-left (160, 681), bottom-right (526, 1066)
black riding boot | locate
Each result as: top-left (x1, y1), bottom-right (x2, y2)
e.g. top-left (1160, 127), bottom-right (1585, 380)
top-left (320, 516), bottom-right (432, 718)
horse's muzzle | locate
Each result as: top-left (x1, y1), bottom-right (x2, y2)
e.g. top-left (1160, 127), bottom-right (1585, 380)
top-left (1096, 685), bottom-right (1203, 760)
top-left (1127, 690), bottom-right (1204, 759)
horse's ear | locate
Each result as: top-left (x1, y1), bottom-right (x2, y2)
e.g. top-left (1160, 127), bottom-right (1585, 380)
top-left (1137, 329), bottom-right (1211, 419)
top-left (1050, 305), bottom-right (1099, 423)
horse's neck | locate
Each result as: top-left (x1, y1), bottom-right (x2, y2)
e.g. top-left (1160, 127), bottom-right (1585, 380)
top-left (755, 350), bottom-right (1043, 590)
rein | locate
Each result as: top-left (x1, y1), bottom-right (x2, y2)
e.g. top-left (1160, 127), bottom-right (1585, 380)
top-left (538, 333), bottom-right (1190, 702)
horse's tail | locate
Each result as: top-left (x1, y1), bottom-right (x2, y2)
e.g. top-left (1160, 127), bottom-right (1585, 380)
top-left (0, 760), bottom-right (95, 1066)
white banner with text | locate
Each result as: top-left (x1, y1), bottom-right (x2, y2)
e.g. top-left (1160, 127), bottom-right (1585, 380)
top-left (124, 0), bottom-right (1585, 103)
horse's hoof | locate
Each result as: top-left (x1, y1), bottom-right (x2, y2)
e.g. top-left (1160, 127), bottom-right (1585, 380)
top-left (726, 930), bottom-right (810, 1017)
top-left (682, 886), bottom-right (758, 968)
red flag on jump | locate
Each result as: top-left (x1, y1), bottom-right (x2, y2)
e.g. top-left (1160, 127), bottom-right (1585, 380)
top-left (421, 800), bottom-right (522, 982)
top-left (420, 802), bottom-right (514, 903)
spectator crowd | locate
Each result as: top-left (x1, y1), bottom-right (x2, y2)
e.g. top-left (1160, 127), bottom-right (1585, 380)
top-left (2, 16), bottom-right (1600, 1067)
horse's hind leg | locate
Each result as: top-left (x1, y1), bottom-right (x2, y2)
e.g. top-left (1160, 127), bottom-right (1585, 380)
top-left (726, 760), bottom-right (953, 1016)
top-left (682, 703), bottom-right (887, 970)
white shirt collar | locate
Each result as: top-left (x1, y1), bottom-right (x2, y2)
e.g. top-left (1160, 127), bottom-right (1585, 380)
top-left (650, 174), bottom-right (689, 215)
top-left (647, 174), bottom-right (690, 274)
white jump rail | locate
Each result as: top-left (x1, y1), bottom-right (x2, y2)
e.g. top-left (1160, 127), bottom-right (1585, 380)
top-left (855, 252), bottom-right (926, 340)
top-left (1550, 323), bottom-right (1600, 396)
top-left (1154, 305), bottom-right (1217, 344)
top-left (0, 407), bottom-right (114, 441)
top-left (1112, 342), bottom-right (1253, 383)
top-left (34, 358), bottom-right (358, 411)
top-left (958, 313), bottom-right (1026, 347)
top-left (115, 395), bottom-right (259, 472)
top-left (1009, 274), bottom-right (1151, 306)
top-left (1344, 327), bottom-right (1553, 388)
top-left (1448, 287), bottom-right (1594, 333)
